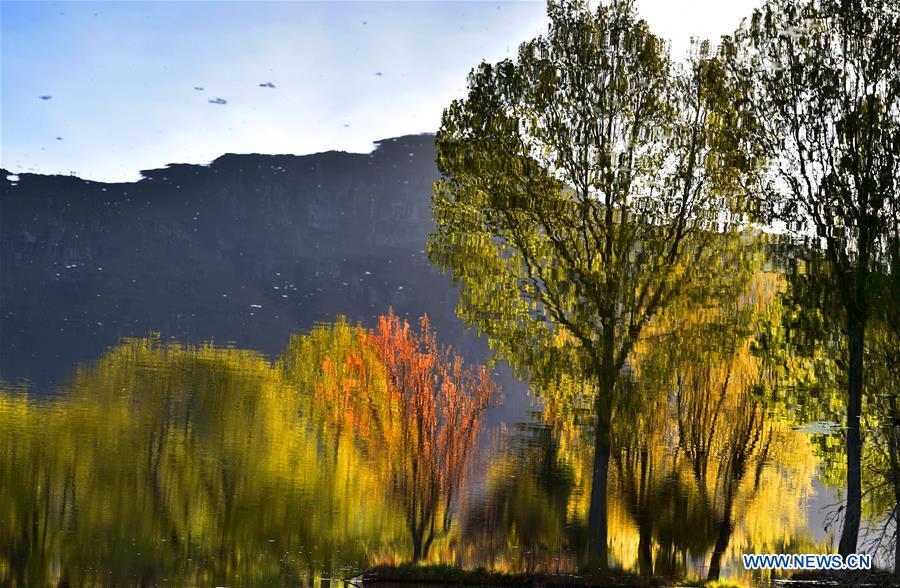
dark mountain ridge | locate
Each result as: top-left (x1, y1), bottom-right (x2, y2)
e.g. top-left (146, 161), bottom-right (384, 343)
top-left (1, 134), bottom-right (529, 419)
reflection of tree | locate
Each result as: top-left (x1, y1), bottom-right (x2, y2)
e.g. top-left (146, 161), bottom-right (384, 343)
top-left (0, 336), bottom-right (404, 585)
top-left (371, 311), bottom-right (496, 562)
top-left (735, 0), bottom-right (899, 555)
top-left (864, 401), bottom-right (900, 575)
top-left (616, 252), bottom-right (786, 581)
top-left (670, 279), bottom-right (778, 581)
top-left (287, 311), bottom-right (496, 563)
top-left (0, 313), bottom-right (496, 583)
top-left (430, 0), bottom-right (755, 570)
top-left (764, 239), bottom-right (900, 571)
top-left (610, 370), bottom-right (674, 576)
top-left (614, 267), bottom-right (827, 583)
top-left (703, 391), bottom-right (774, 581)
top-left (860, 283), bottom-right (898, 573)
top-left (460, 251), bottom-right (825, 580)
top-left (462, 416), bottom-right (583, 574)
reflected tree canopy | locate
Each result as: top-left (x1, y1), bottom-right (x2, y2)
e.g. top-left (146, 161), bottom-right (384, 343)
top-left (458, 237), bottom-right (826, 581)
top-left (734, 0), bottom-right (899, 557)
top-left (429, 0), bottom-right (759, 570)
top-left (0, 314), bottom-right (495, 586)
top-left (2, 336), bottom-right (396, 586)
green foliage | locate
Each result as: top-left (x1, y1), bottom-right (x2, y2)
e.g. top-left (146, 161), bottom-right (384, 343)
top-left (733, 0), bottom-right (899, 555)
top-left (739, 0), bottom-right (899, 266)
top-left (0, 334), bottom-right (408, 586)
top-left (430, 0), bottom-right (758, 395)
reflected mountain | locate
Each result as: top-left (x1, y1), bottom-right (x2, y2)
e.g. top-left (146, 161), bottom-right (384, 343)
top-left (1, 135), bottom-right (528, 423)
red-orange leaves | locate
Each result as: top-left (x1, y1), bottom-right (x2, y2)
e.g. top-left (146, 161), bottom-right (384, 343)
top-left (309, 311), bottom-right (497, 562)
top-left (371, 309), bottom-right (497, 562)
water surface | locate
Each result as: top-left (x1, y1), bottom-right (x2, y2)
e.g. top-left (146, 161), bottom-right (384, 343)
top-left (0, 136), bottom-right (885, 586)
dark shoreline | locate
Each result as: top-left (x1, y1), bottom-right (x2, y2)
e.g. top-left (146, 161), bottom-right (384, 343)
top-left (358, 565), bottom-right (900, 587)
top-left (360, 564), bottom-right (681, 587)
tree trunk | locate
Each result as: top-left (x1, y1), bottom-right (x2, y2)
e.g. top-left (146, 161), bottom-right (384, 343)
top-left (707, 495), bottom-right (735, 581)
top-left (838, 312), bottom-right (865, 557)
top-left (637, 516), bottom-right (653, 576)
top-left (895, 515), bottom-right (899, 578)
top-left (587, 388), bottom-right (612, 571)
top-left (411, 535), bottom-right (422, 563)
top-left (422, 520), bottom-right (435, 562)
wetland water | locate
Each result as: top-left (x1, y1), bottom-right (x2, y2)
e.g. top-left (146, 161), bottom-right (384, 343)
top-left (0, 135), bottom-right (892, 585)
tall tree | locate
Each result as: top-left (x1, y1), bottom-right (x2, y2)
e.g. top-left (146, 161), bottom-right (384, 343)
top-left (301, 312), bottom-right (497, 563)
top-left (737, 0), bottom-right (899, 554)
top-left (370, 310), bottom-right (496, 562)
top-left (429, 0), bottom-right (756, 569)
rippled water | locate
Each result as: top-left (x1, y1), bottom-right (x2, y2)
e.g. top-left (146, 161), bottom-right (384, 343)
top-left (0, 329), bottom-right (837, 586)
top-left (0, 137), bottom-right (894, 586)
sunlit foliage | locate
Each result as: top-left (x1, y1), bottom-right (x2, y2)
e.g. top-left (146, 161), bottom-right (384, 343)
top-left (429, 0), bottom-right (761, 569)
top-left (0, 336), bottom-right (403, 586)
top-left (734, 0), bottom-right (899, 555)
top-left (0, 313), bottom-right (496, 585)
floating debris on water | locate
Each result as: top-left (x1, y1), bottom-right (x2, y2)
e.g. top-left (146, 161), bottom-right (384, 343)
top-left (793, 421), bottom-right (841, 435)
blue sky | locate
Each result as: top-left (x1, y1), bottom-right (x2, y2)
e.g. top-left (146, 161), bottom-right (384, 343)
top-left (2, 0), bottom-right (762, 182)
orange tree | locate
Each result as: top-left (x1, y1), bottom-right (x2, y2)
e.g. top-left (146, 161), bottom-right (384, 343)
top-left (312, 311), bottom-right (497, 562)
